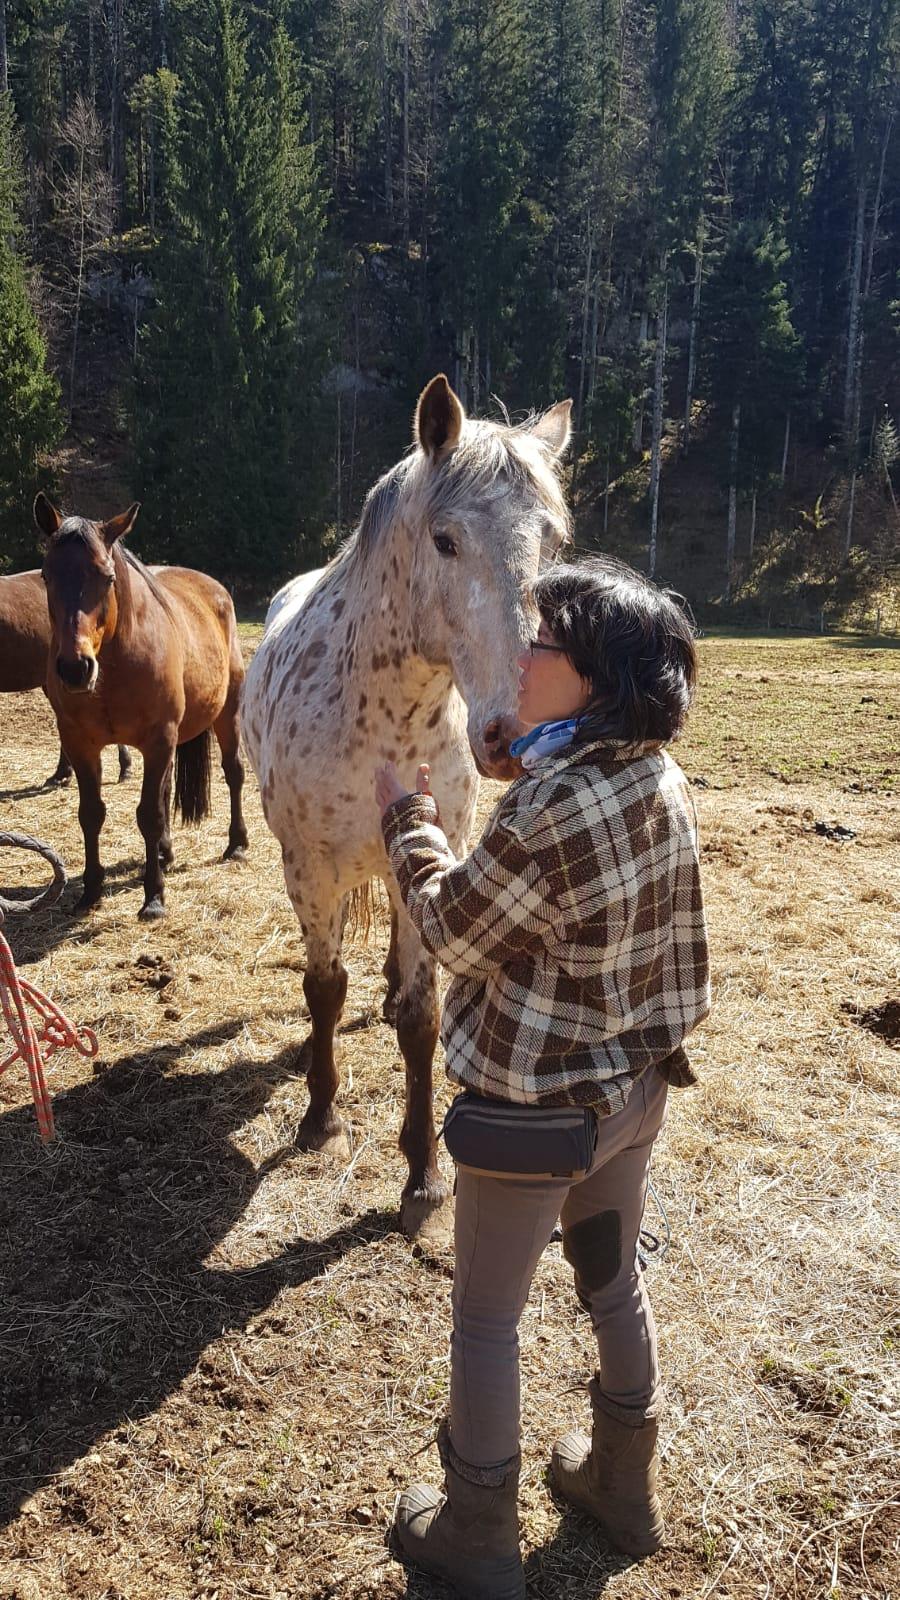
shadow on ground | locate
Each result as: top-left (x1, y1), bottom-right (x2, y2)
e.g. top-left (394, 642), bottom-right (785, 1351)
top-left (0, 1019), bottom-right (395, 1530)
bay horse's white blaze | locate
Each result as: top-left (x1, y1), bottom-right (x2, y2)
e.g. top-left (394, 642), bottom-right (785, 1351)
top-left (242, 376), bottom-right (571, 1238)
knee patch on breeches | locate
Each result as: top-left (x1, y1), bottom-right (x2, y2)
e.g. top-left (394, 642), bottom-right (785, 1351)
top-left (563, 1210), bottom-right (621, 1292)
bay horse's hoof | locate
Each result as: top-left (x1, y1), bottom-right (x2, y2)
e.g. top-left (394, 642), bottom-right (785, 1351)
top-left (401, 1186), bottom-right (454, 1246)
top-left (138, 897), bottom-right (166, 921)
top-left (45, 771), bottom-right (73, 789)
top-left (295, 1113), bottom-right (351, 1161)
top-left (223, 843), bottom-right (248, 862)
top-left (73, 887), bottom-right (103, 916)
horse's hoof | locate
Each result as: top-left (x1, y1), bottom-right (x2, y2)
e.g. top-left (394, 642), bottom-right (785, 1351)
top-left (138, 897), bottom-right (166, 921)
top-left (295, 1115), bottom-right (351, 1161)
top-left (45, 772), bottom-right (72, 789)
top-left (73, 894), bottom-right (101, 917)
top-left (118, 768), bottom-right (132, 784)
top-left (401, 1188), bottom-right (454, 1246)
top-left (223, 844), bottom-right (248, 862)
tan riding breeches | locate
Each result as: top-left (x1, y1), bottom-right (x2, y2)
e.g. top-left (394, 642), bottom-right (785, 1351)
top-left (449, 1065), bottom-right (669, 1466)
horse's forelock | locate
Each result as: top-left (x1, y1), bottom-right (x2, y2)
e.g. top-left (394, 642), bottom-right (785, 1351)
top-left (425, 417), bottom-right (571, 534)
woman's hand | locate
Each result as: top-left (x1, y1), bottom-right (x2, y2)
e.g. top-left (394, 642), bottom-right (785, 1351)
top-left (375, 761), bottom-right (433, 818)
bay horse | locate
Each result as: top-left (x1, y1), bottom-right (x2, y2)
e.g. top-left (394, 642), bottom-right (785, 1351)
top-left (34, 495), bottom-right (248, 919)
top-left (0, 569), bottom-right (130, 787)
top-left (242, 375), bottom-right (571, 1238)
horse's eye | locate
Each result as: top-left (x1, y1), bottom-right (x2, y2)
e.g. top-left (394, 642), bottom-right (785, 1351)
top-left (433, 534), bottom-right (458, 558)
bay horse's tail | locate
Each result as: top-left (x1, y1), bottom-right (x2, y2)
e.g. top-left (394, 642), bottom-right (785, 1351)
top-left (174, 730), bottom-right (212, 824)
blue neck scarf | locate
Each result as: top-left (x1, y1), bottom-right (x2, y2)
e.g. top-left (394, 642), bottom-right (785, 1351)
top-left (510, 716), bottom-right (579, 770)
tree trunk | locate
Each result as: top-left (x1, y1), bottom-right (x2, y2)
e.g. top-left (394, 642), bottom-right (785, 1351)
top-left (632, 310), bottom-right (648, 451)
top-left (842, 175), bottom-right (866, 441)
top-left (682, 219), bottom-right (704, 456)
top-left (402, 0), bottom-right (410, 248)
top-left (576, 217), bottom-right (593, 428)
top-left (726, 400), bottom-right (740, 597)
top-left (68, 147), bottom-right (87, 423)
top-left (749, 482), bottom-right (757, 556)
top-left (648, 261), bottom-right (668, 579)
top-left (844, 468), bottom-right (857, 560)
top-left (0, 0), bottom-right (8, 96)
top-left (381, 9), bottom-right (393, 215)
top-left (780, 410), bottom-right (791, 484)
top-left (111, 0), bottom-right (127, 219)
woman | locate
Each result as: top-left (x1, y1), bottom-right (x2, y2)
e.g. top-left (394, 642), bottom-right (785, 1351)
top-left (375, 557), bottom-right (710, 1600)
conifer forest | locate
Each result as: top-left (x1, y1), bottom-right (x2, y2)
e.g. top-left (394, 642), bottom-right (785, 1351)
top-left (0, 0), bottom-right (898, 623)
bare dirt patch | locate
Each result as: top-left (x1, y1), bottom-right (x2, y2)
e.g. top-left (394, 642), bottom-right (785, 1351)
top-left (0, 632), bottom-right (898, 1600)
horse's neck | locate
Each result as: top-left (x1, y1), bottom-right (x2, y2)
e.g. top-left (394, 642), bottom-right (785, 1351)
top-left (110, 546), bottom-right (152, 646)
top-left (341, 521), bottom-right (450, 713)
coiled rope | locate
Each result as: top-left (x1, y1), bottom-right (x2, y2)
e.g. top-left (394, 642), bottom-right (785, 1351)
top-left (0, 833), bottom-right (98, 1141)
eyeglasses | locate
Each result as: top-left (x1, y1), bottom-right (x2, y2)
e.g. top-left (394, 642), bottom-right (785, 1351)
top-left (527, 637), bottom-right (567, 657)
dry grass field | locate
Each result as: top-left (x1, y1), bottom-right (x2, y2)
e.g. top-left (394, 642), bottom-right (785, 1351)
top-left (0, 630), bottom-right (898, 1600)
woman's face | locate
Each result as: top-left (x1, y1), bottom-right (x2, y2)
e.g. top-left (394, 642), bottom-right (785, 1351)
top-left (516, 618), bottom-right (593, 730)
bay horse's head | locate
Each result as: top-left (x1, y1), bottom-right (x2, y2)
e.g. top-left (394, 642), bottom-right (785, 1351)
top-left (35, 494), bottom-right (141, 693)
top-left (405, 375), bottom-right (572, 779)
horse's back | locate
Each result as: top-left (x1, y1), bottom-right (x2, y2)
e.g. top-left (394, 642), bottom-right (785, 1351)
top-left (264, 567), bottom-right (325, 634)
top-left (0, 569), bottom-right (51, 692)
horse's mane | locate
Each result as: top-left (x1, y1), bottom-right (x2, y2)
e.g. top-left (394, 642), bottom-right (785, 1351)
top-left (119, 544), bottom-right (173, 615)
top-left (339, 414), bottom-right (571, 569)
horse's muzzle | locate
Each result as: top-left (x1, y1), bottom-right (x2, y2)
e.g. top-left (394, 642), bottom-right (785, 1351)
top-left (56, 653), bottom-right (98, 692)
top-left (475, 716), bottom-right (524, 782)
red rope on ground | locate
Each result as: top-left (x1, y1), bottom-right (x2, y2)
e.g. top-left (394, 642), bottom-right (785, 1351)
top-left (0, 833), bottom-right (98, 1141)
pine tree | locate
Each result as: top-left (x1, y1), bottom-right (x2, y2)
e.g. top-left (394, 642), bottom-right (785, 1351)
top-left (0, 91), bottom-right (61, 570)
top-left (702, 221), bottom-right (802, 594)
top-left (134, 0), bottom-right (325, 586)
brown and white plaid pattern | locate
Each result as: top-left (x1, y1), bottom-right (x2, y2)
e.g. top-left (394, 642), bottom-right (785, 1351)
top-left (382, 739), bottom-right (710, 1113)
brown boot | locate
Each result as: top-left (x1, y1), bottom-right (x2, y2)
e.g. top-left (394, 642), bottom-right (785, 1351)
top-left (394, 1421), bottom-right (525, 1600)
top-left (550, 1379), bottom-right (664, 1558)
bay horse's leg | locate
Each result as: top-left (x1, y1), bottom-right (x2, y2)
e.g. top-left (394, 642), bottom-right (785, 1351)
top-left (213, 695), bottom-right (248, 861)
top-left (70, 749), bottom-right (106, 914)
top-left (117, 744), bottom-right (132, 782)
top-left (136, 736), bottom-right (176, 920)
top-left (158, 764), bottom-right (174, 871)
top-left (286, 883), bottom-right (350, 1160)
top-left (392, 900), bottom-right (452, 1242)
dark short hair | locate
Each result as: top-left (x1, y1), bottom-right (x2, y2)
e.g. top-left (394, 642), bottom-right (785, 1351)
top-left (529, 557), bottom-right (698, 745)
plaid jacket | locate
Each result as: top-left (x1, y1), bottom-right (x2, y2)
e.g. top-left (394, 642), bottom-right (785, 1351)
top-left (382, 738), bottom-right (710, 1113)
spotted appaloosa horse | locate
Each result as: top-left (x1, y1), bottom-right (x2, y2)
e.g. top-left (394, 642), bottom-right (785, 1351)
top-left (0, 569), bottom-right (130, 787)
top-left (242, 375), bottom-right (572, 1238)
top-left (35, 495), bottom-right (248, 919)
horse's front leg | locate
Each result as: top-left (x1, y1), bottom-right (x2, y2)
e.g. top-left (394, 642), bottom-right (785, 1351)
top-left (392, 902), bottom-right (452, 1243)
top-left (136, 735), bottom-right (176, 920)
top-left (286, 884), bottom-right (351, 1159)
top-left (47, 742), bottom-right (73, 787)
top-left (70, 749), bottom-right (105, 914)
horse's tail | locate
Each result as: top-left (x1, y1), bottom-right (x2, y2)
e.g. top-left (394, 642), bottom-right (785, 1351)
top-left (174, 730), bottom-right (213, 825)
top-left (345, 878), bottom-right (390, 943)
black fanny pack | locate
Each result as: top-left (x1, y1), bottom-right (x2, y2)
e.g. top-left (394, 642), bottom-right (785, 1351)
top-left (442, 1091), bottom-right (596, 1180)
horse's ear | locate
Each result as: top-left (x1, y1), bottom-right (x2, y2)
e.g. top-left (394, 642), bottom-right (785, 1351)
top-left (33, 492), bottom-right (63, 542)
top-left (100, 503), bottom-right (141, 548)
top-left (415, 374), bottom-right (465, 459)
top-left (530, 400), bottom-right (573, 458)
